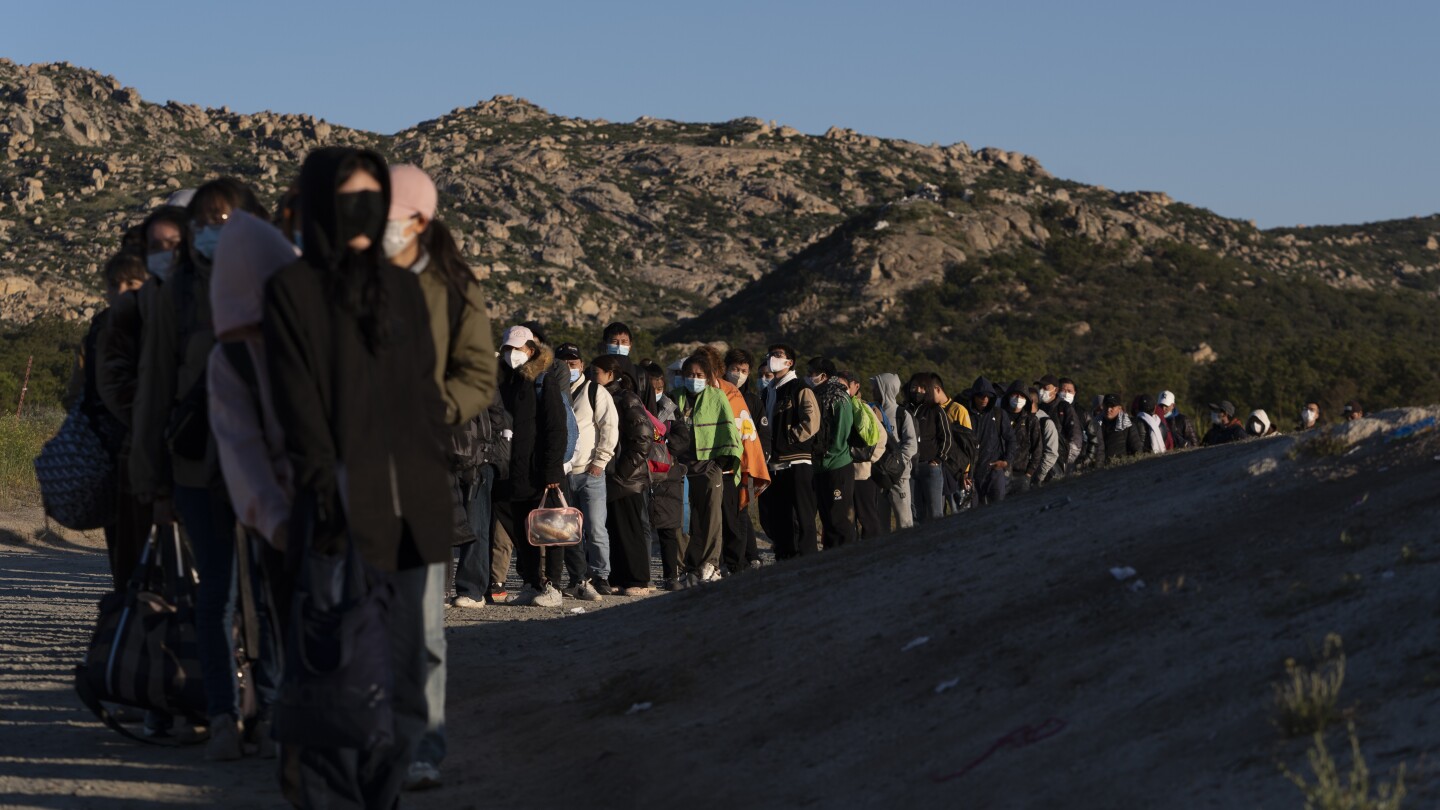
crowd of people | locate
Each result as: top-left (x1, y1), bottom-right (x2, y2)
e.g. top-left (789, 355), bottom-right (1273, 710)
top-left (61, 145), bottom-right (1365, 808)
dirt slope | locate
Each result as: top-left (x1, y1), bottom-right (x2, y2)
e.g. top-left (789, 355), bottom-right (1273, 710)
top-left (1, 410), bottom-right (1437, 808)
top-left (437, 409), bottom-right (1439, 809)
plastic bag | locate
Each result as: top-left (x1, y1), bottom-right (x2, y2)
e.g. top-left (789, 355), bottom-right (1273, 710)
top-left (527, 488), bottom-right (584, 546)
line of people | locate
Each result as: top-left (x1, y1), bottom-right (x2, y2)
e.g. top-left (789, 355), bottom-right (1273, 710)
top-left (63, 143), bottom-right (1359, 808)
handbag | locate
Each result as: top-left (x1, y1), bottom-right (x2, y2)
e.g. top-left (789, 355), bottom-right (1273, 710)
top-left (34, 404), bottom-right (116, 531)
top-left (526, 488), bottom-right (584, 547)
top-left (73, 525), bottom-right (207, 744)
top-left (270, 492), bottom-right (395, 751)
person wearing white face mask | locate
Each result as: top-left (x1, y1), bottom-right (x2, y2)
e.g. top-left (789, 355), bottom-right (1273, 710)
top-left (758, 344), bottom-right (821, 559)
top-left (1296, 401), bottom-right (1323, 432)
top-left (491, 325), bottom-right (569, 610)
top-left (1034, 373), bottom-right (1084, 480)
top-left (557, 343), bottom-right (616, 600)
top-left (383, 165), bottom-right (497, 790)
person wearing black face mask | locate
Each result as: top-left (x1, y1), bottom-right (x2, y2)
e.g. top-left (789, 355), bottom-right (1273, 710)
top-left (904, 373), bottom-right (952, 523)
top-left (263, 147), bottom-right (451, 808)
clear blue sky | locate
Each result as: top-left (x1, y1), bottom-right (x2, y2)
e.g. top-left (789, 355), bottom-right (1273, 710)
top-left (5, 0), bottom-right (1436, 228)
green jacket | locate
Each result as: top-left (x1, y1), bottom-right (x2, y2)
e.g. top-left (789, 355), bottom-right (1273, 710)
top-left (414, 258), bottom-right (497, 425)
top-left (816, 381), bottom-right (856, 471)
top-left (675, 385), bottom-right (741, 472)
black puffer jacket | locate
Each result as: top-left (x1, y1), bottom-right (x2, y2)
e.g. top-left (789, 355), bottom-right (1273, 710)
top-left (606, 382), bottom-right (652, 499)
top-left (493, 344), bottom-right (567, 502)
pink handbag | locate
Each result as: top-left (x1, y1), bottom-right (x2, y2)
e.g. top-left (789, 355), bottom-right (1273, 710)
top-left (526, 489), bottom-right (584, 547)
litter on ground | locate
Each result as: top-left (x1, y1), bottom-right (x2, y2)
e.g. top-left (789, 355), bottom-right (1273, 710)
top-left (902, 636), bottom-right (930, 652)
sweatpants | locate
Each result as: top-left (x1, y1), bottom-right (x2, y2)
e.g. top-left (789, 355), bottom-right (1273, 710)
top-left (885, 475), bottom-right (915, 532)
top-left (656, 527), bottom-right (683, 582)
top-left (606, 492), bottom-right (650, 588)
top-left (685, 466), bottom-right (723, 573)
top-left (764, 464), bottom-right (817, 559)
top-left (719, 474), bottom-right (748, 573)
top-left (813, 464), bottom-right (856, 549)
top-left (853, 476), bottom-right (884, 539)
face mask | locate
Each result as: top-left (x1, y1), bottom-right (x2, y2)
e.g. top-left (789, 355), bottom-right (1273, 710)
top-left (292, 229), bottom-right (304, 251)
top-left (685, 378), bottom-right (707, 394)
top-left (382, 218), bottom-right (414, 259)
top-left (192, 225), bottom-right (222, 260)
top-left (910, 391), bottom-right (925, 403)
top-left (606, 343), bottom-right (631, 357)
top-left (336, 190), bottom-right (386, 245)
top-left (759, 377), bottom-right (773, 390)
top-left (1302, 409), bottom-right (1317, 425)
top-left (654, 391), bottom-right (662, 402)
top-left (1211, 412), bottom-right (1224, 425)
top-left (1060, 392), bottom-right (1075, 404)
top-left (726, 371), bottom-right (748, 388)
top-left (767, 356), bottom-right (789, 374)
top-left (1039, 389), bottom-right (1055, 404)
top-left (1009, 396), bottom-right (1023, 411)
top-left (146, 250), bottom-right (174, 281)
top-left (1164, 409), bottom-right (1176, 420)
top-left (505, 348), bottom-right (527, 370)
top-left (569, 368), bottom-right (581, 384)
top-left (670, 375), bottom-right (683, 390)
top-left (806, 376), bottom-right (822, 388)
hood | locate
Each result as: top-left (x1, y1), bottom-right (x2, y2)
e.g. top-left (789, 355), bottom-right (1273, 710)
top-left (871, 372), bottom-right (902, 427)
top-left (518, 343), bottom-right (555, 383)
top-left (211, 211), bottom-right (300, 336)
top-left (297, 146), bottom-right (392, 273)
top-left (965, 376), bottom-right (1001, 412)
top-left (1246, 409), bottom-right (1272, 435)
top-left (1004, 379), bottom-right (1029, 399)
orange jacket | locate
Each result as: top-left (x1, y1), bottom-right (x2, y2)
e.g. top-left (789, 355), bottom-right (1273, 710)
top-left (716, 378), bottom-right (770, 506)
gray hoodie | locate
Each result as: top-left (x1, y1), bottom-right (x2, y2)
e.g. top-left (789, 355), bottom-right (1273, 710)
top-left (870, 373), bottom-right (918, 481)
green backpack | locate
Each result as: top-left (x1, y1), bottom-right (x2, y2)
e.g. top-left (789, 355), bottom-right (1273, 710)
top-left (847, 395), bottom-right (881, 460)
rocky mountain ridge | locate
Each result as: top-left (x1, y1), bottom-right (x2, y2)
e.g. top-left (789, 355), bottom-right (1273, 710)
top-left (2, 58), bottom-right (1437, 331)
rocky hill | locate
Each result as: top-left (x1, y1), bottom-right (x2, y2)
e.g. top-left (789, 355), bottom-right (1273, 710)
top-left (3, 58), bottom-right (1438, 332)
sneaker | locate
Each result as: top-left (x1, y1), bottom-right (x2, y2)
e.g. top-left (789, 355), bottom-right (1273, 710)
top-left (533, 583), bottom-right (563, 608)
top-left (509, 585), bottom-right (540, 606)
top-left (487, 586), bottom-right (508, 604)
top-left (749, 559), bottom-right (762, 569)
top-left (450, 595), bottom-right (485, 609)
top-left (659, 578), bottom-right (679, 592)
top-left (622, 586), bottom-right (653, 597)
top-left (142, 711), bottom-right (172, 739)
top-left (590, 576), bottom-right (614, 596)
top-left (699, 563), bottom-right (722, 583)
top-left (403, 761), bottom-right (442, 791)
top-left (574, 581), bottom-right (602, 602)
top-left (205, 714), bottom-right (243, 762)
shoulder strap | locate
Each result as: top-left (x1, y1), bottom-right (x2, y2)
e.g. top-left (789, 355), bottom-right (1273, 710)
top-left (588, 379), bottom-right (598, 413)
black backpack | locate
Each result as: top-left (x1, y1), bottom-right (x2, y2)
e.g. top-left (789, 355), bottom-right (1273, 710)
top-left (475, 402), bottom-right (513, 479)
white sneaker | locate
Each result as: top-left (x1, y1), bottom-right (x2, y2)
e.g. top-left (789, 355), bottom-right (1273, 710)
top-left (510, 585), bottom-right (541, 606)
top-left (205, 714), bottom-right (243, 762)
top-left (533, 583), bottom-right (563, 608)
top-left (450, 595), bottom-right (485, 608)
top-left (574, 581), bottom-right (602, 602)
top-left (699, 563), bottom-right (722, 583)
top-left (403, 761), bottom-right (442, 791)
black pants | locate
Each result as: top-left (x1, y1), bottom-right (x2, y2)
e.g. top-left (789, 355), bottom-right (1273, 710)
top-left (764, 465), bottom-right (817, 559)
top-left (744, 507), bottom-right (760, 564)
top-left (280, 565), bottom-right (422, 810)
top-left (853, 476), bottom-right (884, 540)
top-left (813, 465), bottom-right (856, 549)
top-left (103, 456), bottom-right (152, 590)
top-left (656, 527), bottom-right (682, 582)
top-left (719, 475), bottom-right (748, 573)
top-left (974, 470), bottom-right (1007, 506)
top-left (606, 492), bottom-right (650, 588)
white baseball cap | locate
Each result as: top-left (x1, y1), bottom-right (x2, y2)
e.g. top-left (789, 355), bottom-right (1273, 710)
top-left (1157, 390), bottom-right (1176, 407)
top-left (501, 325), bottom-right (535, 349)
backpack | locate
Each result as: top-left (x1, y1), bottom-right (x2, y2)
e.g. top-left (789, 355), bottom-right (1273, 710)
top-left (937, 407), bottom-right (977, 483)
top-left (539, 370), bottom-right (580, 466)
top-left (475, 401), bottom-right (513, 479)
top-left (644, 409), bottom-right (673, 475)
top-left (848, 395), bottom-right (881, 462)
top-left (869, 405), bottom-right (908, 490)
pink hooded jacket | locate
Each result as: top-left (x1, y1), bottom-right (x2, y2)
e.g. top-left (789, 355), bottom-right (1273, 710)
top-left (207, 211), bottom-right (299, 544)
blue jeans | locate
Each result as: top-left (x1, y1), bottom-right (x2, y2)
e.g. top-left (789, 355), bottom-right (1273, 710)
top-left (416, 562), bottom-right (447, 766)
top-left (911, 462), bottom-right (946, 524)
top-left (453, 466), bottom-right (495, 598)
top-left (172, 484), bottom-right (238, 720)
top-left (568, 471), bottom-right (610, 580)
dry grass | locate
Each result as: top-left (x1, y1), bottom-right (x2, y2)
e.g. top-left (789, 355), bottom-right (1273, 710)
top-left (1275, 633), bottom-right (1346, 737)
top-left (0, 409), bottom-right (62, 510)
top-left (1282, 722), bottom-right (1406, 810)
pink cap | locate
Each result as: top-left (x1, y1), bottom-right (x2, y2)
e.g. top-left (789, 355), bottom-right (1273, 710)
top-left (501, 325), bottom-right (535, 349)
top-left (388, 164), bottom-right (438, 221)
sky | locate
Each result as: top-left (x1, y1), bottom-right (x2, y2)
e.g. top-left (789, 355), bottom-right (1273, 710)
top-left (4, 0), bottom-right (1436, 228)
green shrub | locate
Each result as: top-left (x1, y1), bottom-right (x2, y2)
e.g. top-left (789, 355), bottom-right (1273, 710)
top-left (0, 408), bottom-right (62, 510)
top-left (1275, 634), bottom-right (1346, 737)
